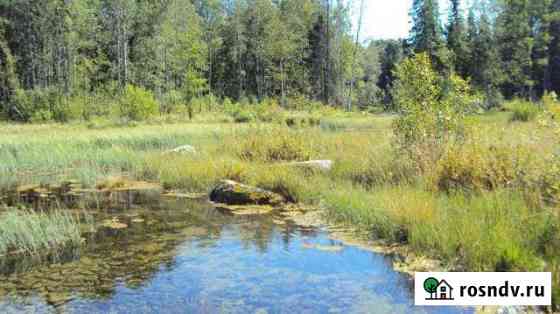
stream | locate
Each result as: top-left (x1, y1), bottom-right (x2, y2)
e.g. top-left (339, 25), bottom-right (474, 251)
top-left (0, 196), bottom-right (472, 313)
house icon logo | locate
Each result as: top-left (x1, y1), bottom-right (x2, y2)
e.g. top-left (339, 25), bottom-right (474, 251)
top-left (423, 277), bottom-right (454, 300)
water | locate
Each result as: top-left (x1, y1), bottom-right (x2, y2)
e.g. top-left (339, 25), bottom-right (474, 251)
top-left (0, 197), bottom-right (472, 313)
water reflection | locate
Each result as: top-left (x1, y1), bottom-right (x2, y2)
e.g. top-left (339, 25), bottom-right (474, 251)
top-left (0, 197), bottom-right (471, 313)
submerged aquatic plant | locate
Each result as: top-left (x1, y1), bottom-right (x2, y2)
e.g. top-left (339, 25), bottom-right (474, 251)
top-left (0, 208), bottom-right (85, 257)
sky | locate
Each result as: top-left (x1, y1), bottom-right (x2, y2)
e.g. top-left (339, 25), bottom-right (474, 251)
top-left (355, 0), bottom-right (451, 41)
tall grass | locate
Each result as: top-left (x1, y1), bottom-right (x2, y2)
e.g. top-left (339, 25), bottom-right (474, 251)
top-left (0, 209), bottom-right (84, 257)
top-left (506, 100), bottom-right (541, 122)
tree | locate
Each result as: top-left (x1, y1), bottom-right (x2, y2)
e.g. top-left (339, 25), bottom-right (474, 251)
top-left (0, 20), bottom-right (20, 119)
top-left (468, 0), bottom-right (502, 106)
top-left (548, 0), bottom-right (560, 95)
top-left (446, 0), bottom-right (470, 77)
top-left (497, 0), bottom-right (533, 98)
top-left (347, 0), bottom-right (365, 111)
top-left (100, 0), bottom-right (137, 87)
top-left (377, 40), bottom-right (403, 108)
top-left (409, 0), bottom-right (446, 67)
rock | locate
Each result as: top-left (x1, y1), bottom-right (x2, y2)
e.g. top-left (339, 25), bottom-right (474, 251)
top-left (164, 145), bottom-right (196, 155)
top-left (216, 204), bottom-right (276, 216)
top-left (102, 217), bottom-right (128, 229)
top-left (302, 242), bottom-right (344, 252)
top-left (209, 180), bottom-right (284, 205)
top-left (289, 160), bottom-right (333, 171)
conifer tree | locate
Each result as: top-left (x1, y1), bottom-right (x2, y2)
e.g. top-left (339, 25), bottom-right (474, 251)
top-left (446, 0), bottom-right (469, 77)
top-left (497, 0), bottom-right (533, 98)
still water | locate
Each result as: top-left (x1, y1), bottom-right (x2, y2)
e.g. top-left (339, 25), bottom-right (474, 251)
top-left (0, 197), bottom-right (472, 313)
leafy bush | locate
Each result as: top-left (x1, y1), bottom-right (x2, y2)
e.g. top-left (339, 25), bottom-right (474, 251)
top-left (255, 98), bottom-right (285, 122)
top-left (434, 141), bottom-right (530, 193)
top-left (544, 92), bottom-right (560, 120)
top-left (285, 95), bottom-right (323, 111)
top-left (119, 85), bottom-right (159, 121)
top-left (393, 54), bottom-right (474, 146)
top-left (232, 109), bottom-right (256, 123)
top-left (392, 53), bottom-right (476, 170)
top-left (161, 90), bottom-right (183, 114)
top-left (507, 100), bottom-right (540, 122)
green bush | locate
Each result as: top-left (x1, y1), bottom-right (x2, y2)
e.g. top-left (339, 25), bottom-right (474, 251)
top-left (161, 90), bottom-right (183, 114)
top-left (507, 100), bottom-right (540, 122)
top-left (391, 54), bottom-right (476, 172)
top-left (232, 109), bottom-right (256, 123)
top-left (119, 85), bottom-right (160, 121)
top-left (392, 54), bottom-right (474, 147)
top-left (11, 88), bottom-right (83, 122)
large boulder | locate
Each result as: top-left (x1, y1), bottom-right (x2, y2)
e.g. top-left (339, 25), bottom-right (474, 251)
top-left (163, 145), bottom-right (196, 155)
top-left (210, 180), bottom-right (284, 205)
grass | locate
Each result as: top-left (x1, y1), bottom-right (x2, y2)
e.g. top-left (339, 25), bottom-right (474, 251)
top-left (0, 208), bottom-right (84, 257)
top-left (1, 109), bottom-right (559, 309)
top-left (505, 100), bottom-right (541, 122)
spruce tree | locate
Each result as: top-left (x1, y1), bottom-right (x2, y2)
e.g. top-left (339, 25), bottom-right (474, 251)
top-left (548, 0), bottom-right (560, 95)
top-left (467, 1), bottom-right (502, 107)
top-left (409, 0), bottom-right (449, 73)
top-left (497, 0), bottom-right (533, 98)
top-left (446, 0), bottom-right (470, 78)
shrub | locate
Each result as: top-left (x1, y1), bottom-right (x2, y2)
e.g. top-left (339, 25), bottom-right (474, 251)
top-left (161, 90), bottom-right (183, 114)
top-left (544, 92), bottom-right (560, 120)
top-left (119, 85), bottom-right (159, 121)
top-left (393, 54), bottom-right (474, 146)
top-left (507, 100), bottom-right (540, 122)
top-left (11, 88), bottom-right (83, 123)
top-left (255, 98), bottom-right (285, 122)
top-left (392, 54), bottom-right (475, 170)
top-left (434, 141), bottom-right (529, 193)
top-left (232, 109), bottom-right (256, 123)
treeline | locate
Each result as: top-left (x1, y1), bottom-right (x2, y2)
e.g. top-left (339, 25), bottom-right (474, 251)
top-left (0, 0), bottom-right (559, 122)
top-left (408, 0), bottom-right (560, 105)
top-left (0, 0), bottom-right (380, 121)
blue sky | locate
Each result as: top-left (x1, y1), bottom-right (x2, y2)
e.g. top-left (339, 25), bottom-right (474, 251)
top-left (355, 0), bottom-right (451, 40)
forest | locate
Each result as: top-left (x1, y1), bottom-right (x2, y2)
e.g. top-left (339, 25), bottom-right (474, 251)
top-left (0, 0), bottom-right (558, 122)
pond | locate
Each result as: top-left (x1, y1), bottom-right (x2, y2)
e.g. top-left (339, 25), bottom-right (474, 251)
top-left (0, 197), bottom-right (472, 313)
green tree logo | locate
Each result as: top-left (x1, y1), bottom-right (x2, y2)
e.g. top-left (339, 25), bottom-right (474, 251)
top-left (423, 277), bottom-right (439, 299)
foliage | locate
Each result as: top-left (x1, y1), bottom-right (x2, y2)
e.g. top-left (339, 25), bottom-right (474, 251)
top-left (544, 92), bottom-right (560, 120)
top-left (119, 85), bottom-right (160, 121)
top-left (392, 54), bottom-right (475, 161)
